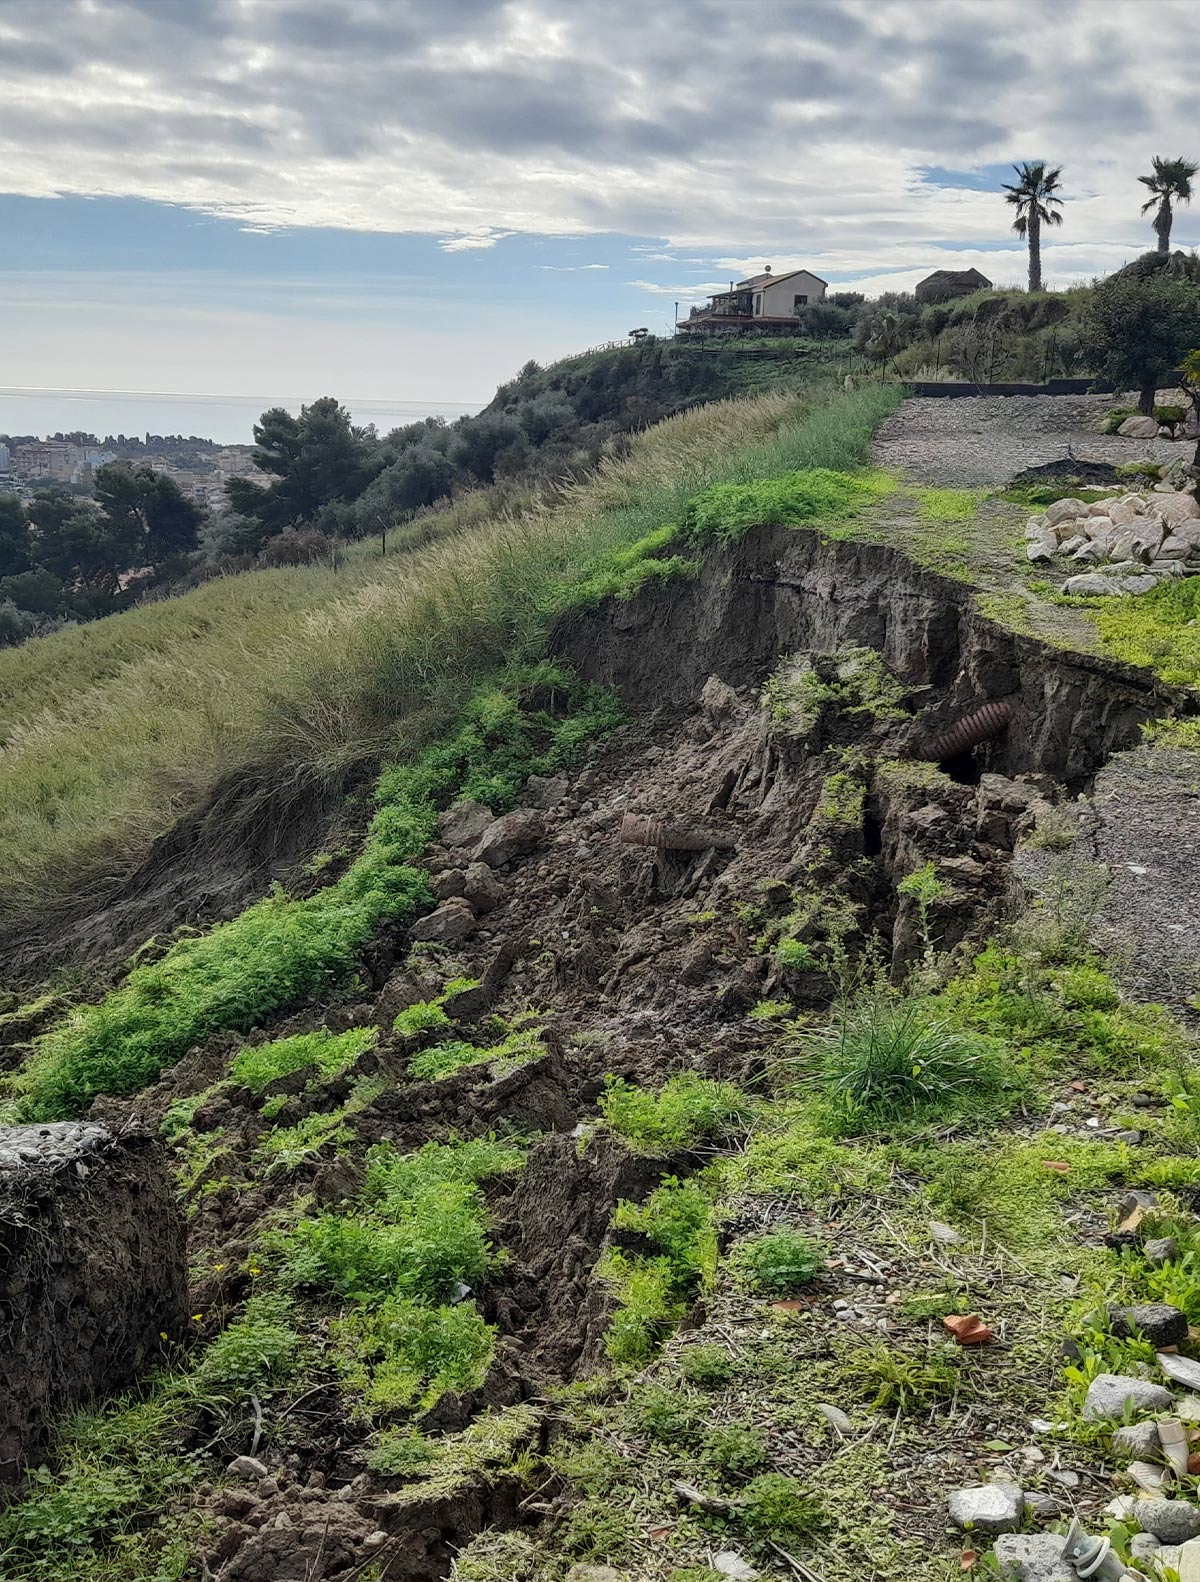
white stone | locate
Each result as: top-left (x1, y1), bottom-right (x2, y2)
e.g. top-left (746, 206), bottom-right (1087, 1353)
top-left (1159, 536), bottom-right (1192, 559)
top-left (1062, 573), bottom-right (1119, 597)
top-left (947, 1484), bottom-right (1023, 1534)
top-left (1027, 537), bottom-right (1057, 563)
top-left (1045, 497), bottom-right (1089, 527)
top-left (1174, 1536), bottom-right (1200, 1582)
top-left (1058, 535), bottom-right (1087, 556)
top-left (1116, 574), bottom-right (1160, 594)
top-left (991, 1532), bottom-right (1073, 1582)
top-left (1110, 496), bottom-right (1146, 527)
top-left (1112, 1420), bottom-right (1161, 1460)
top-left (1130, 1533), bottom-right (1162, 1559)
top-left (1082, 1373), bottom-right (1176, 1421)
top-left (1071, 540), bottom-right (1107, 562)
top-left (1133, 1499), bottom-right (1200, 1542)
top-left (713, 1555), bottom-right (760, 1581)
top-left (1119, 416), bottom-right (1161, 438)
top-left (1160, 1353), bottom-right (1200, 1392)
top-left (1159, 491), bottom-right (1200, 528)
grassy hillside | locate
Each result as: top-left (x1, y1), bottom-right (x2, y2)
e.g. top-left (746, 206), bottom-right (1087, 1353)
top-left (0, 382), bottom-right (900, 962)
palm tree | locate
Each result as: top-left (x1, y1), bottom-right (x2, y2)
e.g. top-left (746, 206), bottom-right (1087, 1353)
top-left (1139, 156), bottom-right (1199, 253)
top-left (1002, 162), bottom-right (1064, 292)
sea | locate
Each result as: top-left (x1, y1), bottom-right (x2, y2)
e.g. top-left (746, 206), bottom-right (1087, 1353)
top-left (0, 387), bottom-right (480, 445)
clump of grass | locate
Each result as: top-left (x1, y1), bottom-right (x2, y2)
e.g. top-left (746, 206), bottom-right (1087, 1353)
top-left (598, 1073), bottom-right (753, 1153)
top-left (680, 467), bottom-right (894, 548)
top-left (604, 1177), bottom-right (719, 1365)
top-left (408, 1015), bottom-right (543, 1083)
top-left (851, 1339), bottom-right (960, 1414)
top-left (738, 1473), bottom-right (827, 1545)
top-left (729, 1227), bottom-right (825, 1294)
top-left (678, 1344), bottom-right (736, 1387)
top-left (702, 1423), bottom-right (769, 1479)
top-left (787, 988), bottom-right (1007, 1130)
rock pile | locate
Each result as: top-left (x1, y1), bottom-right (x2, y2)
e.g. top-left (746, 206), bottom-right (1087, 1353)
top-left (1026, 484), bottom-right (1200, 596)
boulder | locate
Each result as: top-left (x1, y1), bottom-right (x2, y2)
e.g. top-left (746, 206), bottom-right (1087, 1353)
top-left (1071, 541), bottom-right (1107, 562)
top-left (1133, 1499), bottom-right (1200, 1543)
top-left (1082, 1372), bottom-right (1175, 1420)
top-left (462, 862), bottom-right (504, 914)
top-left (438, 799), bottom-right (496, 849)
top-left (1119, 416), bottom-right (1162, 438)
top-left (227, 1456), bottom-right (269, 1480)
top-left (1158, 536), bottom-right (1192, 559)
top-left (1027, 537), bottom-right (1057, 563)
top-left (991, 1532), bottom-right (1073, 1582)
top-left (1158, 491), bottom-right (1200, 528)
top-left (1044, 498), bottom-right (1088, 527)
top-left (1084, 514), bottom-right (1114, 534)
top-left (947, 1484), bottom-right (1023, 1534)
top-left (525, 773), bottom-right (568, 810)
top-left (1058, 535), bottom-right (1087, 556)
top-left (431, 868), bottom-right (467, 900)
top-left (1116, 573), bottom-right (1161, 594)
top-left (1062, 573), bottom-right (1118, 597)
top-left (408, 899), bottom-right (478, 944)
top-left (472, 809), bottom-right (545, 868)
top-left (1146, 1237), bottom-right (1179, 1267)
top-left (701, 675), bottom-right (743, 721)
top-left (1109, 496), bottom-right (1147, 527)
top-left (1088, 499), bottom-right (1118, 516)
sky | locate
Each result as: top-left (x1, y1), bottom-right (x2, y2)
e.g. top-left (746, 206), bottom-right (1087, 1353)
top-left (1, 0), bottom-right (1197, 441)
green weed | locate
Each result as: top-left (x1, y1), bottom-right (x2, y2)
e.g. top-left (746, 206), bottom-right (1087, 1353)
top-left (598, 1073), bottom-right (753, 1153)
top-left (729, 1227), bottom-right (825, 1294)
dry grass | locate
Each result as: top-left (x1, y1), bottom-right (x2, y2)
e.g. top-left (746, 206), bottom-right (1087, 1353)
top-left (0, 383), bottom-right (900, 943)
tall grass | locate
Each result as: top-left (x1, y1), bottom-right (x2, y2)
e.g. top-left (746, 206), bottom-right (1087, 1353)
top-left (0, 383), bottom-right (901, 942)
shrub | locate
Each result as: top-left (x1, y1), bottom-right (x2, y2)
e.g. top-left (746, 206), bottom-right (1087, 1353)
top-left (775, 938), bottom-right (815, 970)
top-left (730, 1228), bottom-right (824, 1294)
top-left (598, 1073), bottom-right (753, 1152)
top-left (334, 1296), bottom-right (496, 1410)
top-left (612, 1177), bottom-right (716, 1287)
top-left (791, 989), bottom-right (1006, 1128)
top-left (259, 529), bottom-right (331, 567)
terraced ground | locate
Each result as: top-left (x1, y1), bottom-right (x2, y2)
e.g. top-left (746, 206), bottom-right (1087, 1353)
top-left (2, 386), bottom-right (1200, 1582)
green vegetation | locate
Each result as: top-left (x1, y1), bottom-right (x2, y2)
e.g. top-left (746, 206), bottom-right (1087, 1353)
top-left (408, 1015), bottom-right (543, 1082)
top-left (231, 1025), bottom-right (377, 1094)
top-left (10, 666), bottom-right (616, 1119)
top-left (598, 1072), bottom-right (754, 1153)
top-left (786, 986), bottom-right (1009, 1130)
top-left (729, 1228), bottom-right (825, 1294)
top-left (0, 383), bottom-right (899, 948)
top-left (679, 466), bottom-right (894, 547)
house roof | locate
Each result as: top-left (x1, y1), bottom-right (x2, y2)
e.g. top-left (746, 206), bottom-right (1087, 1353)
top-left (736, 268), bottom-right (829, 290)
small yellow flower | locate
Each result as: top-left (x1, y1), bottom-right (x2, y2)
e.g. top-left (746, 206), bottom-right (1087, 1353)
top-left (159, 1332), bottom-right (168, 1341)
top-left (212, 1263), bottom-right (225, 1272)
top-left (191, 1313), bottom-right (203, 1323)
top-left (248, 1265), bottom-right (261, 1276)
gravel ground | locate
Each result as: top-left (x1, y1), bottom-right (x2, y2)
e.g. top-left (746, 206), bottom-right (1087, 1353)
top-left (871, 394), bottom-right (1184, 487)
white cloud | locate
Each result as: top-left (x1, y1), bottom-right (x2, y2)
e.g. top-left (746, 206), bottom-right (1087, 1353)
top-left (0, 0), bottom-right (1196, 293)
top-left (537, 262), bottom-right (609, 270)
top-left (627, 279), bottom-right (728, 299)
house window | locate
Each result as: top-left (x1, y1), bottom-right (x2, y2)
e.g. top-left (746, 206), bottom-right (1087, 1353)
top-left (753, 294), bottom-right (762, 314)
top-left (793, 294), bottom-right (808, 310)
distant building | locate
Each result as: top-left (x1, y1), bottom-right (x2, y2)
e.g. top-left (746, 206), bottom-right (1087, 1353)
top-left (0, 441), bottom-right (10, 473)
top-left (678, 265), bottom-right (828, 334)
top-left (914, 268), bottom-right (993, 304)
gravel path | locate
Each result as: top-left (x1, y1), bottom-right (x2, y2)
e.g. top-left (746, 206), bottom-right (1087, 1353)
top-left (871, 395), bottom-right (1183, 487)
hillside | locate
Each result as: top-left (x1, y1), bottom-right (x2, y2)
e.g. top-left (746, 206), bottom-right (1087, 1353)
top-left (3, 376), bottom-right (1200, 1582)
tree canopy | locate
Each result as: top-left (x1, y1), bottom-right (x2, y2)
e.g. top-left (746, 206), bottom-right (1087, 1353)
top-left (1080, 274), bottom-right (1200, 411)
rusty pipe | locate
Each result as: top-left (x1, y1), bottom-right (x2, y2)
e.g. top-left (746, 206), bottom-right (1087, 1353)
top-left (919, 700), bottom-right (1011, 762)
top-left (620, 813), bottom-right (738, 851)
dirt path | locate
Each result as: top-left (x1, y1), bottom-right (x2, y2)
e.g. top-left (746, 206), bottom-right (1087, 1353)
top-left (871, 394), bottom-right (1181, 488)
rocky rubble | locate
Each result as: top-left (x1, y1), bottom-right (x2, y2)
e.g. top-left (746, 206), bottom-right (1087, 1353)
top-left (1025, 480), bottom-right (1200, 595)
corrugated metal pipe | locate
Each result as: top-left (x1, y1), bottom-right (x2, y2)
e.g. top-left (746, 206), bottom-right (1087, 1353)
top-left (919, 700), bottom-right (1012, 762)
top-left (620, 813), bottom-right (738, 852)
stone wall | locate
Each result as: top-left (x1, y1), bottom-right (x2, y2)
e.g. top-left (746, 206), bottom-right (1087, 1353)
top-left (0, 1122), bottom-right (186, 1490)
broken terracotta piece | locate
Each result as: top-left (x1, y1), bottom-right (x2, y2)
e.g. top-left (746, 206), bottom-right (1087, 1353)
top-left (943, 1314), bottom-right (994, 1346)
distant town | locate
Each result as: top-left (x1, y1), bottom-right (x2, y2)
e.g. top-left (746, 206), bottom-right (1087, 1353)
top-left (0, 431), bottom-right (264, 508)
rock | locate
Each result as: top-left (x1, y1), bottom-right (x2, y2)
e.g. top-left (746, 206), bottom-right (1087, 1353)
top-left (1057, 535), bottom-right (1087, 556)
top-left (1082, 1372), bottom-right (1175, 1421)
top-left (929, 1220), bottom-right (963, 1245)
top-left (1062, 573), bottom-right (1118, 597)
top-left (1145, 1237), bottom-right (1179, 1267)
top-left (1119, 416), bottom-right (1161, 439)
top-left (1110, 1303), bottom-right (1189, 1347)
top-left (525, 773), bottom-right (568, 810)
top-left (409, 899), bottom-right (478, 944)
top-left (1159, 535), bottom-right (1192, 559)
top-left (566, 1568), bottom-right (624, 1582)
top-left (1176, 1537), bottom-right (1200, 1582)
top-left (1159, 1353), bottom-right (1200, 1393)
top-left (1133, 1499), bottom-right (1200, 1543)
top-left (816, 1403), bottom-right (854, 1436)
top-left (227, 1455), bottom-right (269, 1480)
top-left (1112, 1420), bottom-right (1161, 1460)
top-left (1115, 573), bottom-right (1160, 594)
top-left (947, 1484), bottom-right (1023, 1535)
top-left (1105, 1495), bottom-right (1138, 1520)
top-left (462, 862), bottom-right (503, 914)
top-left (1044, 1469), bottom-right (1079, 1489)
top-left (991, 1532), bottom-right (1073, 1582)
top-left (1130, 1533), bottom-right (1162, 1560)
top-left (701, 675), bottom-right (743, 721)
top-left (1027, 537), bottom-right (1057, 563)
top-left (943, 1313), bottom-right (993, 1346)
top-left (1158, 491), bottom-right (1200, 528)
top-left (1024, 1492), bottom-right (1059, 1518)
top-left (712, 1555), bottom-right (761, 1581)
top-left (1119, 1189), bottom-right (1158, 1219)
top-left (1071, 540), bottom-right (1107, 562)
top-left (1045, 498), bottom-right (1088, 526)
top-left (472, 809), bottom-right (545, 868)
top-left (438, 799), bottom-right (495, 848)
top-left (431, 868), bottom-right (466, 900)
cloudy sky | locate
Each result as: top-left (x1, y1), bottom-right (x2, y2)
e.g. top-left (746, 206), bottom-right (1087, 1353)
top-left (1, 0), bottom-right (1197, 438)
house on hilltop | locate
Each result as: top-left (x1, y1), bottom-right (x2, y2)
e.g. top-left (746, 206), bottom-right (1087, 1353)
top-left (914, 267), bottom-right (992, 304)
top-left (678, 265), bottom-right (828, 334)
